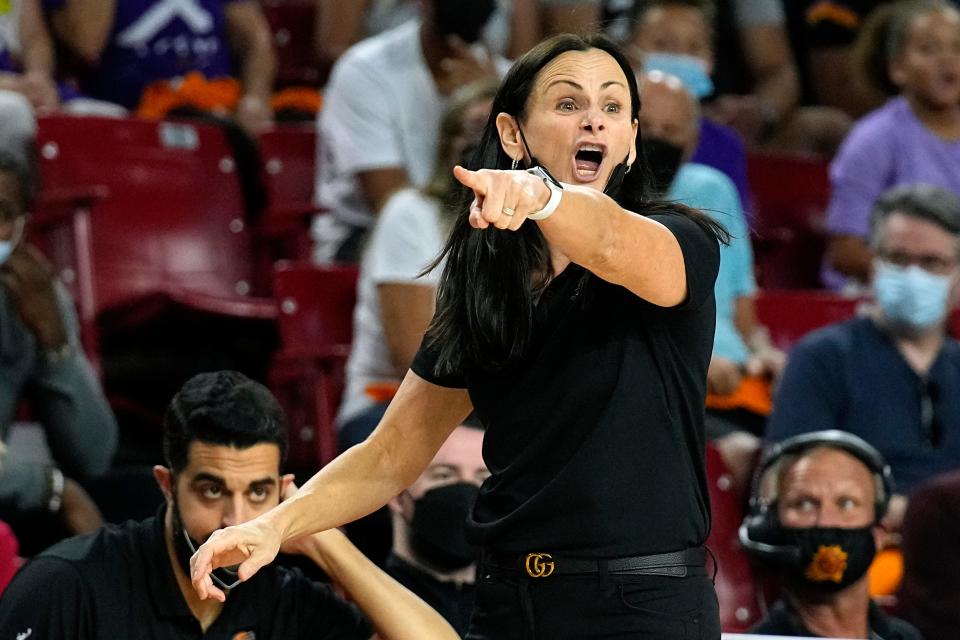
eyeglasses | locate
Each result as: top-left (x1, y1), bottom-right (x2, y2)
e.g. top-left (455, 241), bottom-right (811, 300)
top-left (877, 250), bottom-right (958, 276)
top-left (919, 378), bottom-right (943, 449)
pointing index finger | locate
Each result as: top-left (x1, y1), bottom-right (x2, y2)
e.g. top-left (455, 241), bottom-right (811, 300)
top-left (453, 165), bottom-right (486, 194)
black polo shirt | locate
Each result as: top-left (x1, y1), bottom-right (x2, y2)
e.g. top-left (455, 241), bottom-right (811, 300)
top-left (751, 598), bottom-right (924, 639)
top-left (0, 510), bottom-right (373, 639)
top-left (384, 553), bottom-right (474, 637)
top-left (412, 212), bottom-right (720, 557)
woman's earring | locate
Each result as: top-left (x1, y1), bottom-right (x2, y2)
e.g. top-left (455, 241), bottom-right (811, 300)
top-left (625, 163), bottom-right (632, 174)
top-left (511, 158), bottom-right (519, 171)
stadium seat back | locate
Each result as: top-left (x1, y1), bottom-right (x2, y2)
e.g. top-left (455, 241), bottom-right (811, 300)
top-left (36, 115), bottom-right (257, 315)
top-left (748, 152), bottom-right (831, 289)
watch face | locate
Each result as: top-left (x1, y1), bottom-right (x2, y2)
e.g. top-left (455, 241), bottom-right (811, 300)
top-left (530, 165), bottom-right (563, 189)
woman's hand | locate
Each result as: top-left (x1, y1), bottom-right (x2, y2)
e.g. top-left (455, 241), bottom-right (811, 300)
top-left (190, 516), bottom-right (283, 602)
top-left (453, 165), bottom-right (549, 231)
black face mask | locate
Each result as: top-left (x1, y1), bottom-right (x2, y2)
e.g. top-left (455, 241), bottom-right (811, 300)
top-left (781, 526), bottom-right (877, 593)
top-left (516, 125), bottom-right (632, 199)
top-left (433, 0), bottom-right (496, 43)
top-left (643, 137), bottom-right (685, 197)
top-left (170, 492), bottom-right (242, 592)
top-left (408, 482), bottom-right (480, 572)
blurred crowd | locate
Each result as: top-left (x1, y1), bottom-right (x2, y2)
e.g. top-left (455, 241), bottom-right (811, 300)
top-left (0, 0), bottom-right (959, 638)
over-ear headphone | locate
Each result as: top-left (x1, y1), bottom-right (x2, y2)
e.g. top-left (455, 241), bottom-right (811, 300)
top-left (738, 430), bottom-right (895, 565)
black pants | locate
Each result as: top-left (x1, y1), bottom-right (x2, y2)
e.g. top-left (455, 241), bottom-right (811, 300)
top-left (466, 561), bottom-right (720, 639)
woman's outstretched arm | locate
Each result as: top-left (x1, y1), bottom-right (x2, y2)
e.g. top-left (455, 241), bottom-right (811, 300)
top-left (190, 370), bottom-right (472, 601)
top-left (455, 165), bottom-right (690, 307)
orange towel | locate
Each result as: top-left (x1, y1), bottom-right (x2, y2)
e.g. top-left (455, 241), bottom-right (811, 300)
top-left (868, 547), bottom-right (903, 597)
top-left (137, 71), bottom-right (241, 120)
top-left (705, 375), bottom-right (774, 416)
top-left (137, 72), bottom-right (323, 121)
top-left (271, 87), bottom-right (323, 116)
top-left (364, 382), bottom-right (401, 405)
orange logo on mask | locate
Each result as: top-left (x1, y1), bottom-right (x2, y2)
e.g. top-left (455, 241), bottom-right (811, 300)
top-left (805, 544), bottom-right (849, 583)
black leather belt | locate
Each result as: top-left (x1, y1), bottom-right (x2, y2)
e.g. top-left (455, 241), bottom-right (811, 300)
top-left (484, 547), bottom-right (707, 579)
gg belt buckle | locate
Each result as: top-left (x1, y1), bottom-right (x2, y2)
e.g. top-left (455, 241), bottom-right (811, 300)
top-left (524, 552), bottom-right (555, 578)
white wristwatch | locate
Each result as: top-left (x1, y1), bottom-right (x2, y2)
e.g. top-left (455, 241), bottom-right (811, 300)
top-left (526, 166), bottom-right (564, 220)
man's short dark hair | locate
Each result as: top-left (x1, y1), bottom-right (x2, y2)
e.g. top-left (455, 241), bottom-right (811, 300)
top-left (0, 149), bottom-right (35, 213)
top-left (870, 184), bottom-right (960, 254)
top-left (163, 370), bottom-right (288, 473)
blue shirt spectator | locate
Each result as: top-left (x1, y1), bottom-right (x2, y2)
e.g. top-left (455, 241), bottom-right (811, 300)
top-left (767, 315), bottom-right (960, 494)
top-left (668, 162), bottom-right (756, 364)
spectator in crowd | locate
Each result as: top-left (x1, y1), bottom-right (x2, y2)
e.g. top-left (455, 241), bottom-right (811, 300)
top-left (768, 184), bottom-right (960, 538)
top-left (825, 0), bottom-right (960, 290)
top-left (629, 0), bottom-right (850, 153)
top-left (337, 80), bottom-right (496, 450)
top-left (0, 151), bottom-right (115, 547)
top-left (312, 0), bottom-right (508, 263)
top-left (386, 420), bottom-right (487, 637)
top-left (792, 0), bottom-right (894, 117)
top-left (638, 72), bottom-right (783, 488)
top-left (629, 0), bottom-right (751, 208)
top-left (897, 469), bottom-right (960, 640)
top-left (314, 0), bottom-right (602, 69)
top-left (43, 0), bottom-right (277, 134)
top-left (740, 430), bottom-right (922, 639)
top-left (0, 370), bottom-right (460, 639)
top-left (0, 0), bottom-right (58, 162)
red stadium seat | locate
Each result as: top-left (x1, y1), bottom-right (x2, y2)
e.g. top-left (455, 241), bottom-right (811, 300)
top-left (262, 0), bottom-right (322, 87)
top-left (747, 152), bottom-right (831, 289)
top-left (705, 442), bottom-right (762, 632)
top-left (257, 126), bottom-right (321, 264)
top-left (270, 261), bottom-right (358, 471)
top-left (755, 289), bottom-right (862, 352)
top-left (35, 114), bottom-right (276, 336)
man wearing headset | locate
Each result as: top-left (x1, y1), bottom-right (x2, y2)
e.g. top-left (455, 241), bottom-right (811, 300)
top-left (739, 430), bottom-right (922, 638)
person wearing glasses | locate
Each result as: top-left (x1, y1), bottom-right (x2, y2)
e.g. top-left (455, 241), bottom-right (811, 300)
top-left (767, 183), bottom-right (960, 541)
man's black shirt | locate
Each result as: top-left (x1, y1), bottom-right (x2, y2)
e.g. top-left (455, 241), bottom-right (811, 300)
top-left (0, 510), bottom-right (373, 639)
top-left (412, 213), bottom-right (720, 557)
top-left (384, 553), bottom-right (474, 637)
top-left (751, 598), bottom-right (924, 639)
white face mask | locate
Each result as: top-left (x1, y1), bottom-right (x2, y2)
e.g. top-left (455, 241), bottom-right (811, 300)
top-left (0, 217), bottom-right (25, 266)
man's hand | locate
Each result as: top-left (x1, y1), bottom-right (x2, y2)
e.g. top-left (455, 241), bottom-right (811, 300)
top-left (234, 94), bottom-right (273, 136)
top-left (745, 346), bottom-right (787, 380)
top-left (0, 244), bottom-right (68, 349)
top-left (60, 477), bottom-right (104, 535)
top-left (436, 37), bottom-right (498, 96)
top-left (20, 72), bottom-right (60, 113)
top-left (707, 356), bottom-right (743, 396)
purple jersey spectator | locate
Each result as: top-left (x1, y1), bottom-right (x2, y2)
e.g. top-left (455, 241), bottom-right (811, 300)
top-left (692, 118), bottom-right (751, 220)
top-left (43, 0), bottom-right (239, 109)
top-left (0, 7), bottom-right (15, 72)
top-left (824, 96), bottom-right (960, 288)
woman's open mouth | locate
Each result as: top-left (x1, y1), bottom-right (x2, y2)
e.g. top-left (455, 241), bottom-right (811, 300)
top-left (572, 143), bottom-right (606, 182)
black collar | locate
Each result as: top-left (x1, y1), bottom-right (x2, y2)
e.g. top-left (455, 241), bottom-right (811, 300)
top-left (139, 506), bottom-right (262, 631)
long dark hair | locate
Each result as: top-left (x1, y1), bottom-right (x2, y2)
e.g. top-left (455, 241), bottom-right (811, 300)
top-left (423, 33), bottom-right (728, 376)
